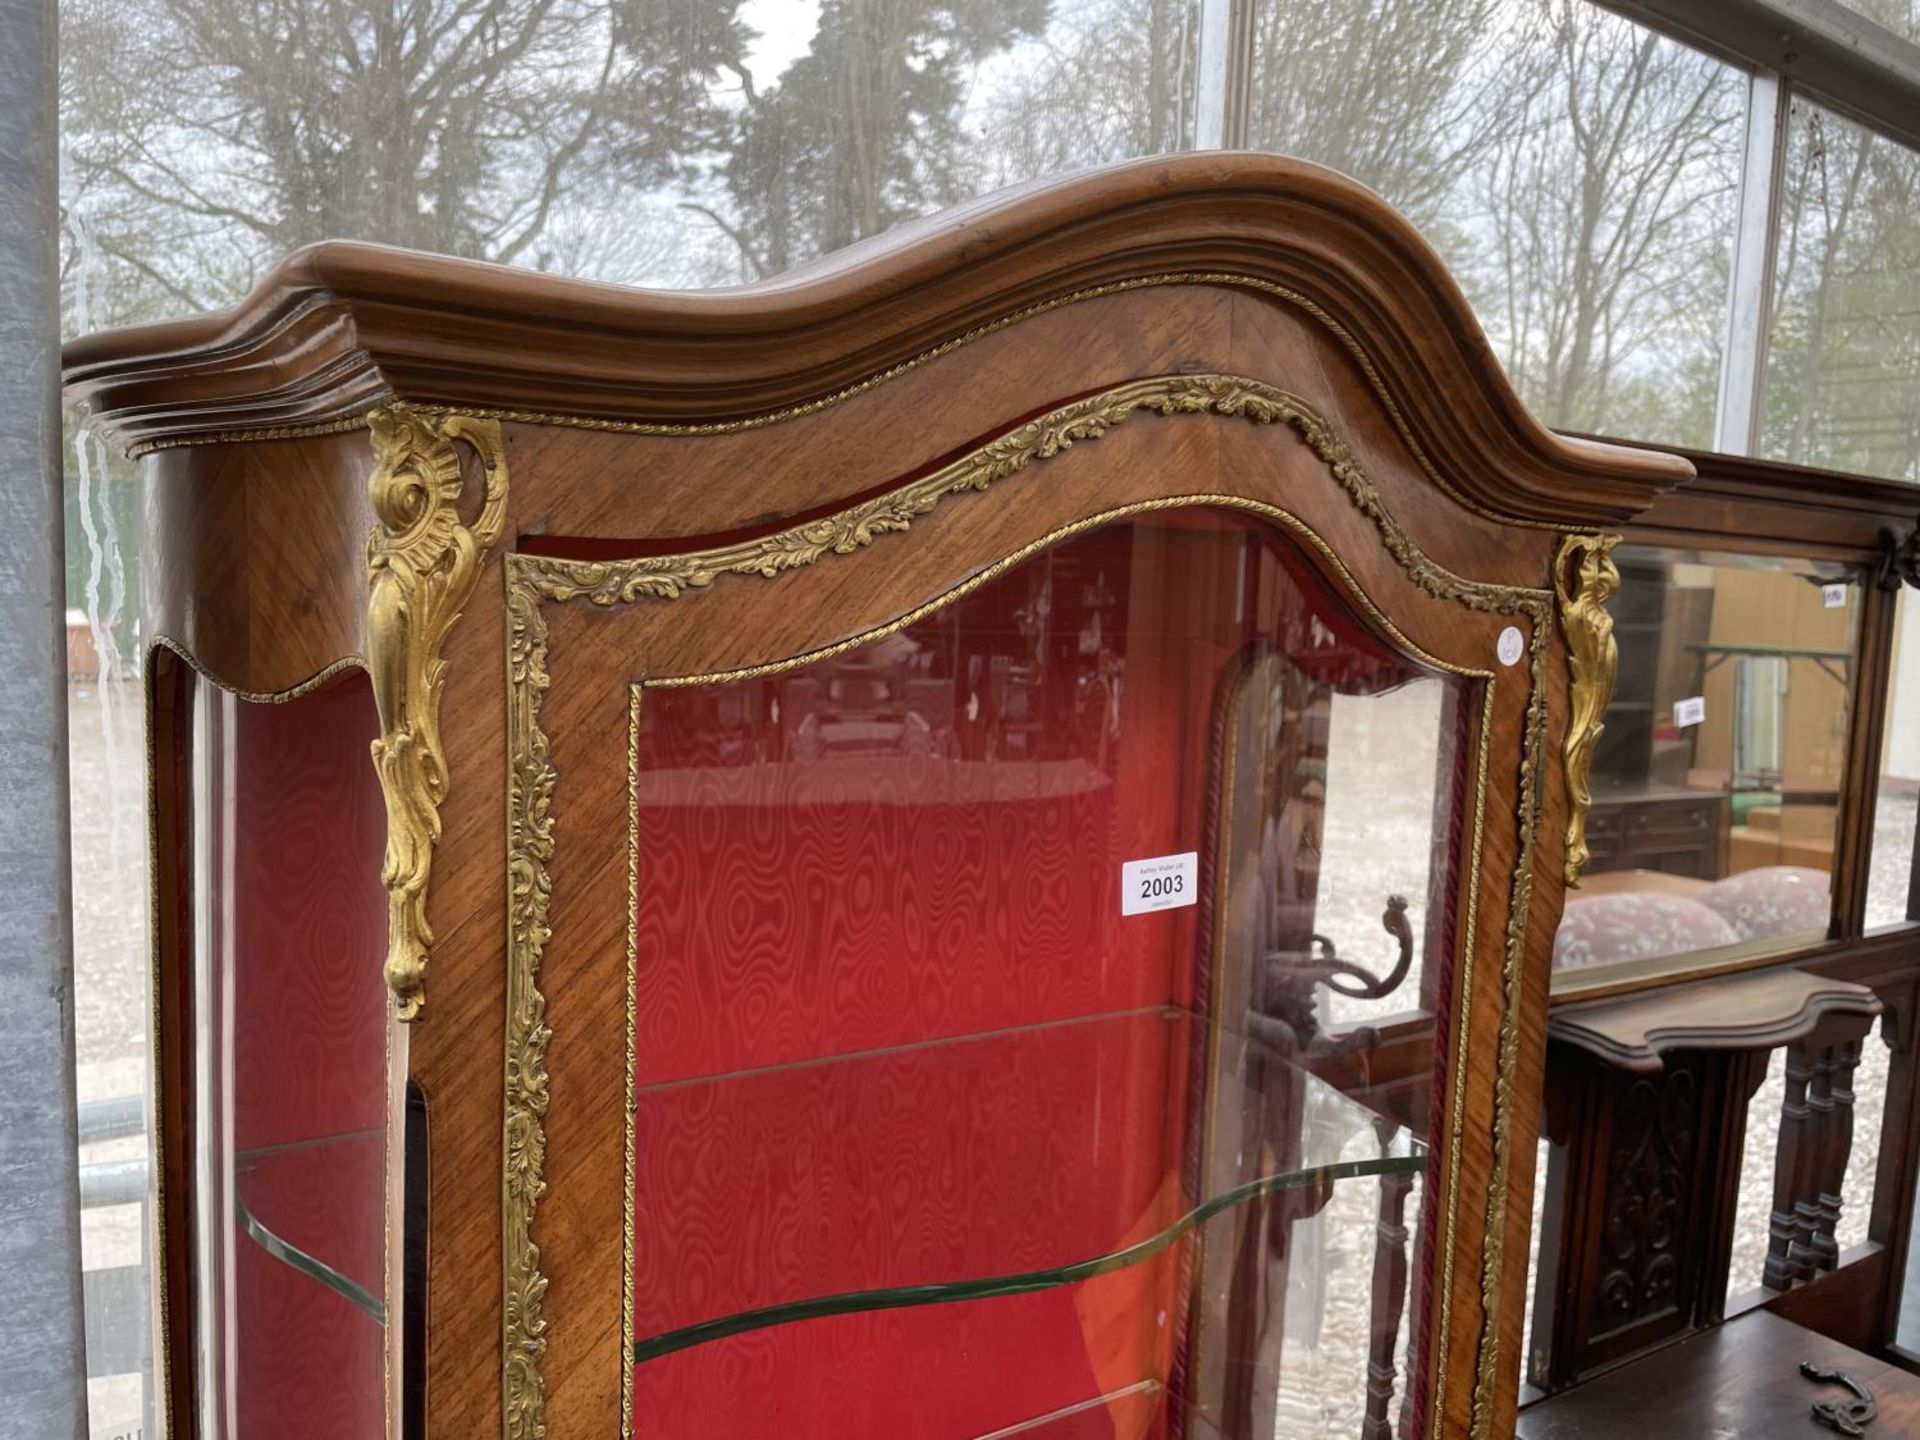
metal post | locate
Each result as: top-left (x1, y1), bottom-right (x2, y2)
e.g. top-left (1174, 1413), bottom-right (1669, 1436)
top-left (1600, 1), bottom-right (1920, 153)
top-left (1713, 69), bottom-right (1789, 456)
top-left (0, 0), bottom-right (91, 1434)
top-left (1195, 0), bottom-right (1254, 150)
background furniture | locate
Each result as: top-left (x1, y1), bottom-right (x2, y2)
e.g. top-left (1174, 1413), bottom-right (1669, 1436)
top-left (1531, 967), bottom-right (1880, 1392)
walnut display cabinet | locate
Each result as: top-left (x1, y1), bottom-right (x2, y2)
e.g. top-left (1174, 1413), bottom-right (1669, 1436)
top-left (63, 155), bottom-right (1691, 1440)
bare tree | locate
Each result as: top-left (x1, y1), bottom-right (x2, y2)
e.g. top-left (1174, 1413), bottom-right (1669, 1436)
top-left (973, 0), bottom-right (1197, 188)
top-left (1472, 0), bottom-right (1740, 442)
top-left (1246, 0), bottom-right (1509, 237)
top-left (715, 0), bottom-right (1049, 278)
top-left (59, 0), bottom-right (749, 319)
top-left (1764, 101), bottom-right (1920, 480)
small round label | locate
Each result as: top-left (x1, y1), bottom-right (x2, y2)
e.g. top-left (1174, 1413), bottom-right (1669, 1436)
top-left (1497, 626), bottom-right (1525, 667)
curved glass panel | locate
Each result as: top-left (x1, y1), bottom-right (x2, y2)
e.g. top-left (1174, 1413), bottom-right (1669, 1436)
top-left (629, 511), bottom-right (1471, 1438)
top-left (1763, 97), bottom-right (1920, 485)
top-left (189, 673), bottom-right (389, 1439)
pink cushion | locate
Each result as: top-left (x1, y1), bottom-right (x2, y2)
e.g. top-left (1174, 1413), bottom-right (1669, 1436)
top-left (1698, 865), bottom-right (1830, 941)
top-left (1553, 892), bottom-right (1740, 970)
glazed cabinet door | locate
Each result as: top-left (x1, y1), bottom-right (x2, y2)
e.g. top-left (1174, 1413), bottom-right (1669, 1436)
top-left (506, 371), bottom-right (1560, 1440)
top-left (621, 513), bottom-right (1457, 1437)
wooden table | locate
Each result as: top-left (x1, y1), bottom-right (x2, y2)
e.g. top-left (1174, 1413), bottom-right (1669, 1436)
top-left (1517, 1310), bottom-right (1920, 1438)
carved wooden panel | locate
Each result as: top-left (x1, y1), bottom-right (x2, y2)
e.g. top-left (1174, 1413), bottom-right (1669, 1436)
top-left (1533, 1047), bottom-right (1748, 1389)
top-left (1590, 1061), bottom-right (1704, 1341)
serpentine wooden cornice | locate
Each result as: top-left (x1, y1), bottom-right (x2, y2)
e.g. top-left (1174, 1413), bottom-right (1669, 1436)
top-left (60, 152), bottom-right (1689, 525)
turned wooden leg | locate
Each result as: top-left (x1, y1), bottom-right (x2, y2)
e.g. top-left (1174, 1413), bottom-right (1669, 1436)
top-left (1794, 1045), bottom-right (1838, 1279)
top-left (1360, 1119), bottom-right (1413, 1440)
top-left (1765, 1044), bottom-right (1817, 1290)
top-left (1813, 1037), bottom-right (1864, 1272)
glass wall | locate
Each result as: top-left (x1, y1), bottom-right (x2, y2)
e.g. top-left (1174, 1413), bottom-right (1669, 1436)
top-left (1247, 0), bottom-right (1744, 448)
top-left (59, 0), bottom-right (1197, 305)
top-left (1763, 97), bottom-right (1920, 483)
top-left (1832, 2), bottom-right (1920, 52)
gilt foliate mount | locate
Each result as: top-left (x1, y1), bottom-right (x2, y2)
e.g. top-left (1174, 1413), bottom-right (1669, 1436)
top-left (366, 405), bottom-right (510, 1021)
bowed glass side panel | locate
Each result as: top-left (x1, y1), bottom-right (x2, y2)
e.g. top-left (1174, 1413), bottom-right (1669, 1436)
top-left (185, 672), bottom-right (390, 1440)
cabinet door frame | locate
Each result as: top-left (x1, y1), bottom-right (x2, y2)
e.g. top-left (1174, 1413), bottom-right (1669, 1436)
top-left (500, 369), bottom-right (1567, 1440)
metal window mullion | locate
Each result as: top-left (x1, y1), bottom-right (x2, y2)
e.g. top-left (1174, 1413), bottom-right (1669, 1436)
top-left (1598, 0), bottom-right (1920, 155)
top-left (1195, 0), bottom-right (1253, 150)
top-left (0, 0), bottom-right (88, 1432)
top-left (1713, 68), bottom-right (1790, 456)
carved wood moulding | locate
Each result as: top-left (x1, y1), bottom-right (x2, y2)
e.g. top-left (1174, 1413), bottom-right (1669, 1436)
top-left (1549, 969), bottom-right (1883, 1074)
top-left (62, 154), bottom-right (1688, 526)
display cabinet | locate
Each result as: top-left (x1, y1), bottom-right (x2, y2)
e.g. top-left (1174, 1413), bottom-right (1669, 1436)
top-left (63, 155), bottom-right (1691, 1438)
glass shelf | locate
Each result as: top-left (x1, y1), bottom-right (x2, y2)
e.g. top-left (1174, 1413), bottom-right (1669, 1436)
top-left (978, 1373), bottom-right (1407, 1440)
top-left (226, 1129), bottom-right (387, 1434)
top-left (630, 1005), bottom-right (1423, 1364)
top-left (233, 1129), bottom-right (387, 1324)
